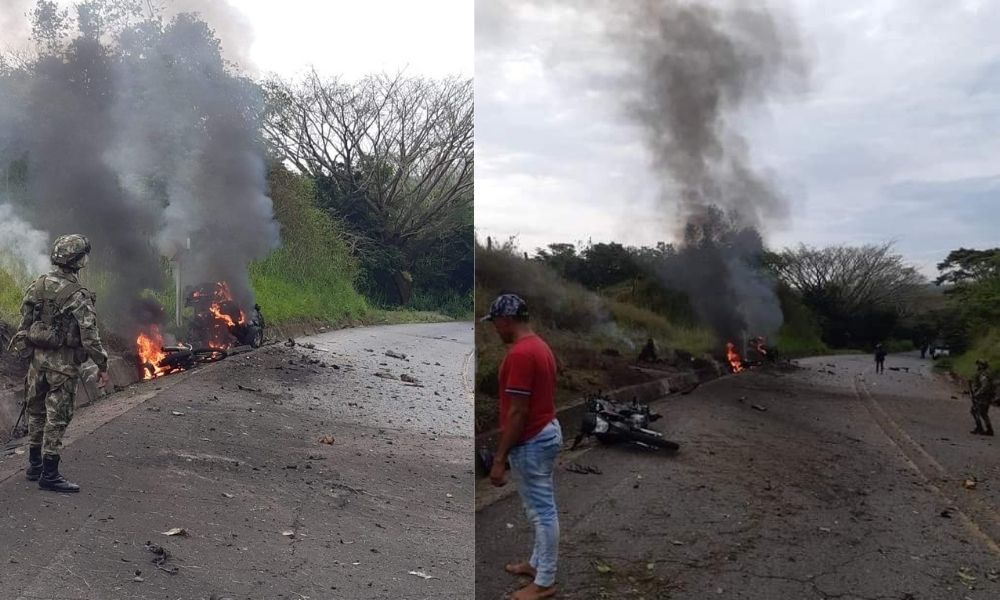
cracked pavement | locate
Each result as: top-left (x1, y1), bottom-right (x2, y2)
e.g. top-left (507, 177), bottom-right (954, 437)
top-left (0, 321), bottom-right (474, 600)
top-left (476, 352), bottom-right (1000, 599)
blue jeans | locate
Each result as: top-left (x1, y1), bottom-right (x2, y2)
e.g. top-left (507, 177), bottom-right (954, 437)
top-left (509, 419), bottom-right (562, 587)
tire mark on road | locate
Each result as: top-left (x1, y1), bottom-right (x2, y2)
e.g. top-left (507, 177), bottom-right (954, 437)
top-left (855, 375), bottom-right (1000, 557)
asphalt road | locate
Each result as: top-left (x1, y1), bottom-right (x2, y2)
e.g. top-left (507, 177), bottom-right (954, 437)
top-left (0, 321), bottom-right (474, 600)
top-left (476, 352), bottom-right (1000, 600)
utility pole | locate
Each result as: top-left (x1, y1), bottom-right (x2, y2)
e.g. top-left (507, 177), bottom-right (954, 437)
top-left (173, 237), bottom-right (191, 328)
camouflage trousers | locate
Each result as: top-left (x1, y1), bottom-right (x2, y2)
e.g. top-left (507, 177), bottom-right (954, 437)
top-left (972, 397), bottom-right (992, 416)
top-left (25, 364), bottom-right (77, 456)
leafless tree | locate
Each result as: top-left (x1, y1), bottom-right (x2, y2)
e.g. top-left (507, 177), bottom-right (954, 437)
top-left (771, 242), bottom-right (927, 314)
top-left (261, 72), bottom-right (473, 302)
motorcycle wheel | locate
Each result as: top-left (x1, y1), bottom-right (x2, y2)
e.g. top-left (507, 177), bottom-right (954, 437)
top-left (629, 431), bottom-right (679, 451)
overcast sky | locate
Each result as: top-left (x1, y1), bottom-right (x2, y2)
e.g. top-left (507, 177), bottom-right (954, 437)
top-left (2, 0), bottom-right (473, 79)
top-left (475, 0), bottom-right (1000, 277)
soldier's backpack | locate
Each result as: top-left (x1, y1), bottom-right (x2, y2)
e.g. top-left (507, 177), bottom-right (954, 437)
top-left (26, 279), bottom-right (83, 350)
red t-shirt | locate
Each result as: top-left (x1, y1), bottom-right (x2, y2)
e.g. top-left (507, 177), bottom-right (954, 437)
top-left (498, 334), bottom-right (557, 443)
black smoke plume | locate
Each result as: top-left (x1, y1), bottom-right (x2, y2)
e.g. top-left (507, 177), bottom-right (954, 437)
top-left (0, 1), bottom-right (278, 332)
top-left (608, 0), bottom-right (806, 342)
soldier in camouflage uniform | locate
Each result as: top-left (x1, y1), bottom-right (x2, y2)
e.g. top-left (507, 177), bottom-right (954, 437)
top-left (970, 359), bottom-right (995, 437)
top-left (12, 234), bottom-right (109, 492)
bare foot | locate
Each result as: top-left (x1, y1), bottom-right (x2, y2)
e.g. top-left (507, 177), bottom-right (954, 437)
top-left (504, 562), bottom-right (536, 577)
top-left (508, 582), bottom-right (557, 599)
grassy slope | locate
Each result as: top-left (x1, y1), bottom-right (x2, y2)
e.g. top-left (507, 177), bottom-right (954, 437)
top-left (474, 246), bottom-right (717, 433)
top-left (939, 328), bottom-right (1000, 380)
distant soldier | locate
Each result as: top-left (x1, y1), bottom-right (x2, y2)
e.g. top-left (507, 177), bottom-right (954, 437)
top-left (10, 234), bottom-right (109, 492)
top-left (637, 337), bottom-right (658, 364)
top-left (874, 344), bottom-right (887, 374)
top-left (970, 359), bottom-right (995, 436)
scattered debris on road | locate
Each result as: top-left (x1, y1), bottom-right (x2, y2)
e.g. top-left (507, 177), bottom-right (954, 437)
top-left (565, 463), bottom-right (602, 475)
top-left (964, 478), bottom-right (978, 490)
top-left (144, 541), bottom-right (178, 575)
top-left (237, 384), bottom-right (262, 393)
top-left (171, 411), bottom-right (184, 416)
top-left (282, 530), bottom-right (295, 538)
top-left (318, 435), bottom-right (336, 445)
top-left (400, 373), bottom-right (420, 384)
top-left (751, 404), bottom-right (768, 412)
top-left (284, 338), bottom-right (296, 347)
top-left (162, 528), bottom-right (188, 537)
top-left (408, 570), bottom-right (434, 580)
top-left (386, 350), bottom-right (407, 360)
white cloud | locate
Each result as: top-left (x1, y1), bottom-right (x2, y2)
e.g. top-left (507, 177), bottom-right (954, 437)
top-left (24, 0), bottom-right (471, 78)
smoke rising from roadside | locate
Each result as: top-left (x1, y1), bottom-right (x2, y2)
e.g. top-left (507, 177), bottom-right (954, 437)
top-left (0, 203), bottom-right (49, 278)
top-left (607, 0), bottom-right (805, 342)
top-left (0, 1), bottom-right (278, 328)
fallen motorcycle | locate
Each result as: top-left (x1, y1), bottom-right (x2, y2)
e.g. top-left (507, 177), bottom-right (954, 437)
top-left (571, 394), bottom-right (679, 451)
top-left (142, 344), bottom-right (227, 378)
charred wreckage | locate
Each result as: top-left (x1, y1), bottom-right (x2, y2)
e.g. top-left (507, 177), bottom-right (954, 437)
top-left (136, 282), bottom-right (265, 380)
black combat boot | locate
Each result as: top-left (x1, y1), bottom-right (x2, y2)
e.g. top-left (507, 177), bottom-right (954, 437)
top-left (38, 454), bottom-right (80, 493)
top-left (25, 446), bottom-right (42, 481)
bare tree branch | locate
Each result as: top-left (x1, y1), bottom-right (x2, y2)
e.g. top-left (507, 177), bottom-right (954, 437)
top-left (261, 73), bottom-right (473, 264)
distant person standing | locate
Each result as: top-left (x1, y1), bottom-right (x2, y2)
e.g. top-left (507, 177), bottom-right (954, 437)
top-left (484, 293), bottom-right (561, 600)
top-left (920, 343), bottom-right (928, 359)
top-left (970, 360), bottom-right (995, 436)
top-left (875, 344), bottom-right (887, 374)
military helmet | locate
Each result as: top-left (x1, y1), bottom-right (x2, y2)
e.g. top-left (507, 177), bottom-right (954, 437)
top-left (50, 234), bottom-right (91, 268)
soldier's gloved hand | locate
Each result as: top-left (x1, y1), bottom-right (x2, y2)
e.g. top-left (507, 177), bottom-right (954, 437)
top-left (97, 370), bottom-right (109, 389)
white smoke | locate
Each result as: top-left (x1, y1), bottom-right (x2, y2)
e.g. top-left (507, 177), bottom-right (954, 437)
top-left (0, 203), bottom-right (49, 278)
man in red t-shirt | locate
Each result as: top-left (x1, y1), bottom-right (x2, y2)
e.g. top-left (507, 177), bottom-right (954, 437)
top-left (484, 293), bottom-right (562, 600)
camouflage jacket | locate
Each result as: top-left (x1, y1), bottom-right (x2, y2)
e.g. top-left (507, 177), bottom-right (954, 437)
top-left (16, 269), bottom-right (108, 377)
top-left (972, 370), bottom-right (996, 403)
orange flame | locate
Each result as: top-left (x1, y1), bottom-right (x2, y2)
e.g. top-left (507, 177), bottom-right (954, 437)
top-left (137, 326), bottom-right (168, 380)
top-left (209, 303), bottom-right (243, 328)
top-left (136, 281), bottom-right (249, 379)
top-left (726, 342), bottom-right (744, 373)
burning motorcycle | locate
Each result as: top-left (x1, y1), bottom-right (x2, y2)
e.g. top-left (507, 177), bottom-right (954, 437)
top-left (185, 282), bottom-right (265, 348)
top-left (571, 394), bottom-right (679, 451)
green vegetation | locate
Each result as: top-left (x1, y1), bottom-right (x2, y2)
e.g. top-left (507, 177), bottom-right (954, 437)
top-left (930, 249), bottom-right (1000, 380)
top-left (262, 73), bottom-right (473, 317)
top-left (773, 285), bottom-right (828, 358)
top-left (249, 166), bottom-right (368, 324)
top-left (0, 268), bottom-right (23, 324)
top-left (475, 240), bottom-right (716, 432)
